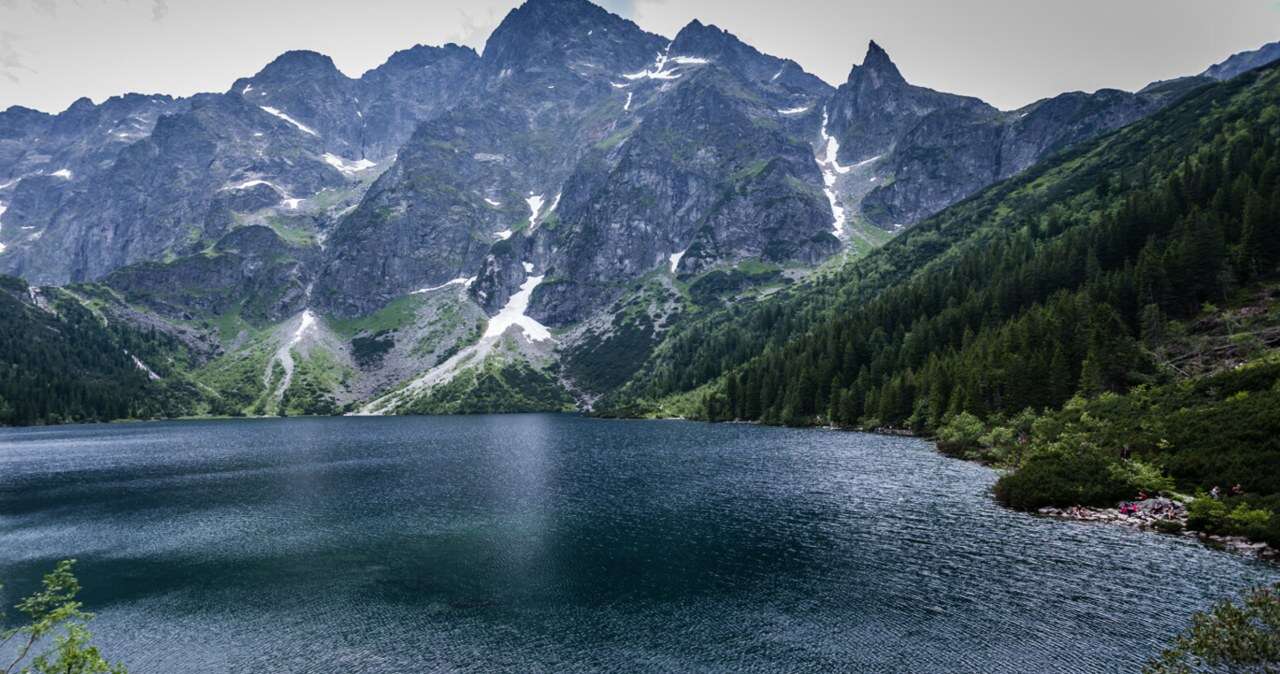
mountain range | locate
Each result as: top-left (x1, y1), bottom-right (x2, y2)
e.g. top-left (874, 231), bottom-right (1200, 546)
top-left (0, 0), bottom-right (1277, 424)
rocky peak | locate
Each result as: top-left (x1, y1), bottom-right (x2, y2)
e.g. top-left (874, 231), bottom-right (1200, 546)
top-left (252, 50), bottom-right (346, 83)
top-left (669, 19), bottom-right (726, 54)
top-left (668, 19), bottom-right (831, 102)
top-left (481, 0), bottom-right (663, 76)
top-left (849, 40), bottom-right (906, 88)
top-left (0, 106), bottom-right (52, 140)
top-left (372, 43), bottom-right (478, 74)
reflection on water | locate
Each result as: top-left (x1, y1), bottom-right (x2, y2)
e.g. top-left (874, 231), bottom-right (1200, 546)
top-left (0, 415), bottom-right (1276, 673)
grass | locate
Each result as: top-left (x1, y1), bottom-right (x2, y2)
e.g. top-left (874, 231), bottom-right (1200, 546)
top-left (325, 295), bottom-right (426, 338)
top-left (263, 216), bottom-right (317, 247)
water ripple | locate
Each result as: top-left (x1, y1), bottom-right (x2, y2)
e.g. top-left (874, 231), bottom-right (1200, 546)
top-left (0, 416), bottom-right (1275, 673)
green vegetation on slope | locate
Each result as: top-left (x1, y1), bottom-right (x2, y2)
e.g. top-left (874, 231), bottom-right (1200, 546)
top-left (944, 354), bottom-right (1280, 545)
top-left (0, 277), bottom-right (204, 425)
top-left (399, 356), bottom-right (574, 415)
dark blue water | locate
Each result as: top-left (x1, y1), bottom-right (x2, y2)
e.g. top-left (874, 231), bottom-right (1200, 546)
top-left (0, 415), bottom-right (1275, 673)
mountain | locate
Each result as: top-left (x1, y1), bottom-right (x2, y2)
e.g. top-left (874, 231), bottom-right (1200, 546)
top-left (0, 275), bottom-right (204, 425)
top-left (0, 0), bottom-right (1277, 426)
top-left (825, 41), bottom-right (1210, 229)
top-left (0, 43), bottom-right (478, 285)
top-left (1202, 40), bottom-right (1280, 81)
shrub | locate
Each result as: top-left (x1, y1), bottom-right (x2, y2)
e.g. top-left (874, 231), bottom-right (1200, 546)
top-left (1109, 459), bottom-right (1176, 495)
top-left (993, 442), bottom-right (1134, 510)
top-left (1145, 583), bottom-right (1280, 673)
top-left (936, 412), bottom-right (985, 456)
top-left (1230, 504), bottom-right (1273, 539)
top-left (1187, 497), bottom-right (1230, 534)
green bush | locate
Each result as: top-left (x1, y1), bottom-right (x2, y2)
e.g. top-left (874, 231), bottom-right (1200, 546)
top-left (1109, 459), bottom-right (1176, 495)
top-left (1187, 497), bottom-right (1230, 534)
top-left (993, 442), bottom-right (1135, 510)
top-left (936, 412), bottom-right (985, 457)
top-left (1145, 583), bottom-right (1280, 673)
top-left (1230, 504), bottom-right (1274, 540)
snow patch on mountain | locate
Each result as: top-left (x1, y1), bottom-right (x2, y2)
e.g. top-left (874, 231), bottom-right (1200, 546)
top-left (322, 153), bottom-right (376, 176)
top-left (129, 353), bottom-right (161, 380)
top-left (818, 107), bottom-right (852, 238)
top-left (669, 248), bottom-right (687, 274)
top-left (411, 277), bottom-right (474, 295)
top-left (359, 273), bottom-right (554, 415)
top-left (623, 46), bottom-right (708, 81)
top-left (260, 106), bottom-right (319, 136)
top-left (527, 194), bottom-right (546, 225)
top-left (221, 178), bottom-right (280, 192)
top-left (484, 274), bottom-right (552, 343)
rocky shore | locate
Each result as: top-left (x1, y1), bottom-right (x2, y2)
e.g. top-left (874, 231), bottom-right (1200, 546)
top-left (1037, 499), bottom-right (1278, 561)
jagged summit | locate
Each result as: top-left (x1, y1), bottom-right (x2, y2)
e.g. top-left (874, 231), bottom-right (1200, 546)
top-left (256, 50), bottom-right (345, 79)
top-left (849, 40), bottom-right (905, 86)
top-left (669, 18), bottom-right (831, 97)
top-left (372, 43), bottom-right (478, 74)
top-left (63, 97), bottom-right (99, 115)
top-left (481, 0), bottom-right (663, 74)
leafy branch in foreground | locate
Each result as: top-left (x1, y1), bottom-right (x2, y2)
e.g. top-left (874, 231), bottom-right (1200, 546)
top-left (1, 560), bottom-right (126, 674)
top-left (1146, 583), bottom-right (1280, 674)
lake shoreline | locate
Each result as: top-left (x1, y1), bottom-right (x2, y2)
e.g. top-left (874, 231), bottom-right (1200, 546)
top-left (796, 420), bottom-right (1280, 564)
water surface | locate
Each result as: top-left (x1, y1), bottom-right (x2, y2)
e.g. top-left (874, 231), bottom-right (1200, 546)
top-left (0, 415), bottom-right (1275, 673)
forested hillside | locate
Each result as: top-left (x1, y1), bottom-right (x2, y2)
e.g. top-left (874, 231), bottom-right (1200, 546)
top-left (605, 62), bottom-right (1280, 426)
top-left (0, 277), bottom-right (202, 425)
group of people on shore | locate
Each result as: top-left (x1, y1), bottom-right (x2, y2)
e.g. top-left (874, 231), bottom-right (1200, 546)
top-left (1208, 484), bottom-right (1246, 500)
top-left (1117, 497), bottom-right (1185, 520)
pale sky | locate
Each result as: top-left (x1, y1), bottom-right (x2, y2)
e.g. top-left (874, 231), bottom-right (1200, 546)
top-left (0, 0), bottom-right (1277, 113)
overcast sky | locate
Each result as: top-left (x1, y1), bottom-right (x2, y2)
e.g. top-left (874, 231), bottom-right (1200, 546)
top-left (1, 0), bottom-right (1277, 113)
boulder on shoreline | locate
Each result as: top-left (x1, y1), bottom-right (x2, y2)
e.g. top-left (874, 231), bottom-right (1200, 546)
top-left (1034, 499), bottom-right (1278, 561)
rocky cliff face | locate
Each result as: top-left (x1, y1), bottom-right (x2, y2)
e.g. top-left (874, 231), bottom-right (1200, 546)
top-left (315, 0), bottom-right (670, 317)
top-left (317, 6), bottom-right (846, 325)
top-left (860, 87), bottom-right (1168, 227)
top-left (528, 67), bottom-right (836, 326)
top-left (104, 225), bottom-right (316, 325)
